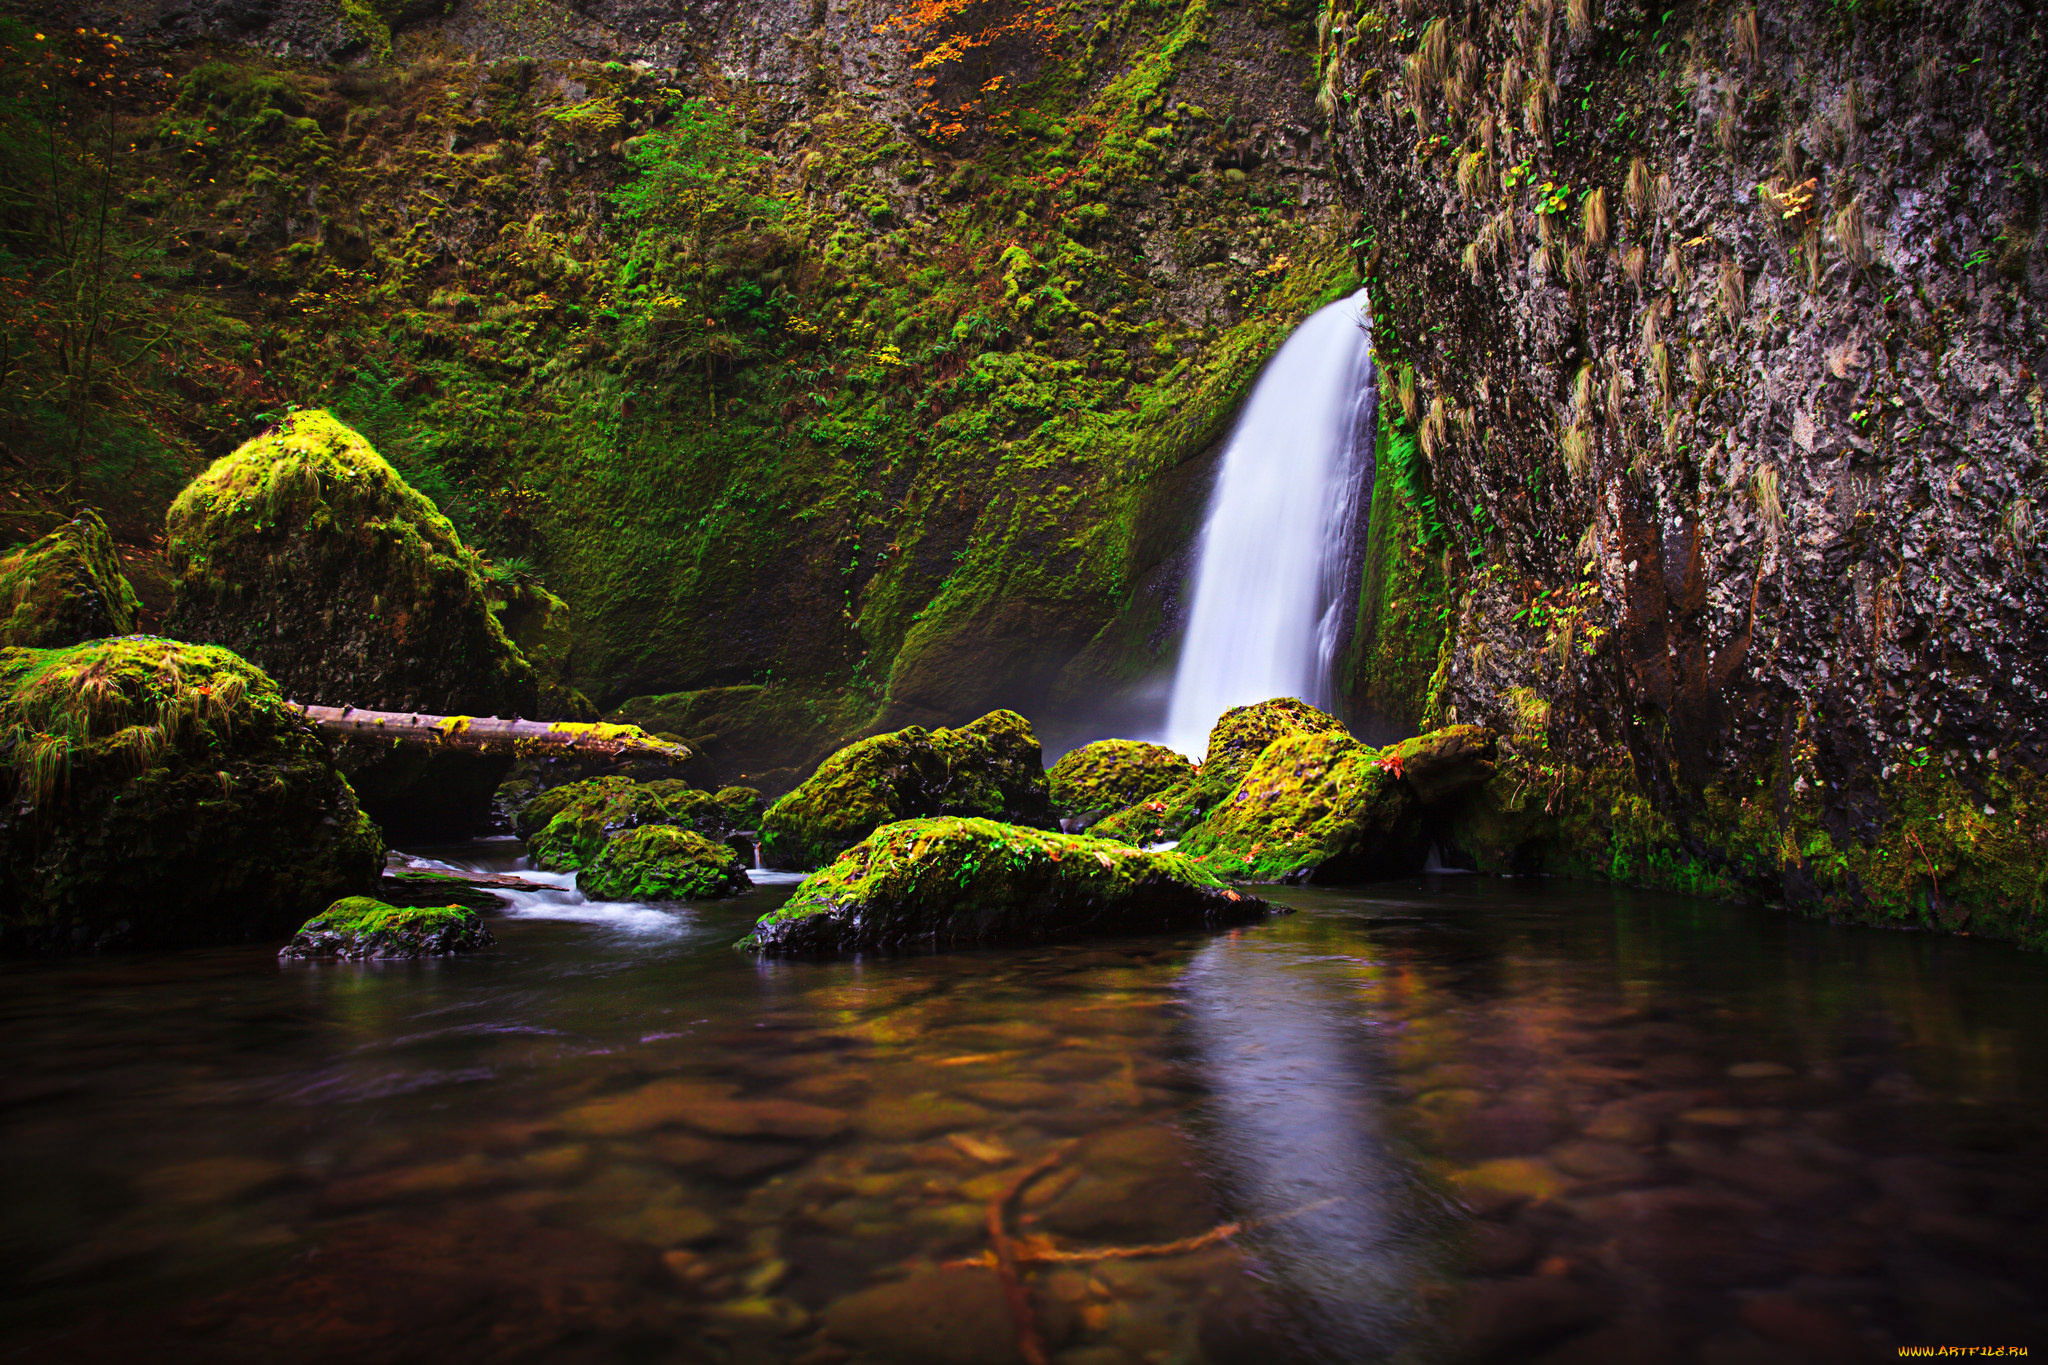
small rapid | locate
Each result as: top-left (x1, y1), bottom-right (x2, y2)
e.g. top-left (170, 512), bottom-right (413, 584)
top-left (1162, 288), bottom-right (1377, 757)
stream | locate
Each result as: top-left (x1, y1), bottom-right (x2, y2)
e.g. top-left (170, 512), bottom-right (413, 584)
top-left (2, 855), bottom-right (2043, 1363)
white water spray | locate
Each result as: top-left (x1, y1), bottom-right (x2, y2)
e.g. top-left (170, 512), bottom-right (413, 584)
top-left (1162, 288), bottom-right (1377, 758)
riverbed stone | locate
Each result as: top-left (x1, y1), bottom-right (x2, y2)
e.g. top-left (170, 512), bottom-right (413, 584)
top-left (740, 816), bottom-right (1271, 953)
top-left (759, 710), bottom-right (1055, 869)
top-left (0, 510), bottom-right (140, 648)
top-left (280, 897), bottom-right (495, 960)
top-left (1, 637), bottom-right (383, 951)
top-left (577, 824), bottom-right (751, 901)
top-left (823, 1266), bottom-right (1071, 1365)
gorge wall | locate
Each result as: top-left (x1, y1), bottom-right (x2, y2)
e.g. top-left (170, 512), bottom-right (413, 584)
top-left (4, 0), bottom-right (2044, 939)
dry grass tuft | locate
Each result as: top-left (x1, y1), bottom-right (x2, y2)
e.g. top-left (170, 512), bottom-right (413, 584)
top-left (1581, 186), bottom-right (1609, 248)
top-left (1562, 424), bottom-right (1593, 480)
top-left (1751, 465), bottom-right (1785, 542)
top-left (1733, 7), bottom-right (1760, 66)
top-left (1665, 237), bottom-right (1687, 290)
top-left (1831, 197), bottom-right (1868, 269)
top-left (1605, 368), bottom-right (1628, 427)
top-left (1420, 394), bottom-right (1450, 459)
top-left (1398, 365), bottom-right (1419, 424)
top-left (1688, 345), bottom-right (1709, 388)
top-left (1567, 0), bottom-right (1593, 41)
top-left (1623, 245), bottom-right (1647, 286)
top-left (1573, 363), bottom-right (1597, 416)
top-left (1651, 342), bottom-right (1674, 407)
top-left (1718, 259), bottom-right (1747, 324)
top-left (1624, 157), bottom-right (1653, 218)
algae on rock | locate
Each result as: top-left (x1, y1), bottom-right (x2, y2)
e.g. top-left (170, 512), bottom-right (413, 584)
top-left (579, 825), bottom-right (752, 902)
top-left (279, 896), bottom-right (495, 959)
top-left (0, 511), bottom-right (140, 648)
top-left (1, 637), bottom-right (383, 951)
top-left (741, 816), bottom-right (1271, 954)
top-left (1092, 697), bottom-right (1351, 844)
top-left (164, 410), bottom-right (538, 837)
top-left (759, 710), bottom-right (1054, 869)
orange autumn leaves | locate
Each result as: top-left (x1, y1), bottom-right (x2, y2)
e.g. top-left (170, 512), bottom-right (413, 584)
top-left (874, 0), bottom-right (1064, 141)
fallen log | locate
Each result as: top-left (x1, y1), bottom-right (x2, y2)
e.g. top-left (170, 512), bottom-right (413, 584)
top-left (292, 704), bottom-right (693, 764)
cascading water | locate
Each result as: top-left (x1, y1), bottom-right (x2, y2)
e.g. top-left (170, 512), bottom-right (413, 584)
top-left (1162, 288), bottom-right (1378, 758)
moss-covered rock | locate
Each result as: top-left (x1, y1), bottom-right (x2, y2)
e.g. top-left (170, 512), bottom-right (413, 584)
top-left (279, 896), bottom-right (495, 959)
top-left (578, 825), bottom-right (751, 901)
top-left (164, 411), bottom-right (539, 838)
top-left (0, 510), bottom-right (140, 648)
top-left (713, 785), bottom-right (765, 830)
top-left (521, 775), bottom-right (746, 872)
top-left (1092, 697), bottom-right (1351, 844)
top-left (1, 637), bottom-right (383, 951)
top-left (740, 816), bottom-right (1271, 954)
top-left (1048, 739), bottom-right (1194, 824)
top-left (759, 710), bottom-right (1054, 869)
top-left (1175, 731), bottom-right (1423, 882)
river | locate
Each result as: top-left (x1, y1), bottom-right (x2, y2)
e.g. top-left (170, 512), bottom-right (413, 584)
top-left (3, 855), bottom-right (2043, 1363)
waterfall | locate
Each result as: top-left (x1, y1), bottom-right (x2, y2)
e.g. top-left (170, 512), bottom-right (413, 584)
top-left (1162, 288), bottom-right (1378, 758)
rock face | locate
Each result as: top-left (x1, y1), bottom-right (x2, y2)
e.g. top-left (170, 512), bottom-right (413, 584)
top-left (0, 638), bottom-right (383, 951)
top-left (164, 410), bottom-right (538, 838)
top-left (279, 896), bottom-right (495, 959)
top-left (759, 710), bottom-right (1054, 869)
top-left (0, 511), bottom-right (140, 648)
top-left (740, 816), bottom-right (1271, 954)
top-left (517, 776), bottom-right (755, 872)
top-left (1047, 739), bottom-right (1193, 827)
top-left (1093, 698), bottom-right (1352, 845)
top-left (578, 825), bottom-right (751, 901)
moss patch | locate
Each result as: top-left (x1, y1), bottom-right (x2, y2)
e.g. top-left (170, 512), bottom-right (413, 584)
top-left (1047, 739), bottom-right (1193, 823)
top-left (1, 636), bottom-right (383, 950)
top-left (522, 775), bottom-right (740, 872)
top-left (0, 510), bottom-right (140, 648)
top-left (739, 815), bottom-right (1270, 954)
top-left (1175, 729), bottom-right (1424, 882)
top-left (759, 709), bottom-right (1053, 869)
top-left (1092, 696), bottom-right (1351, 844)
top-left (579, 824), bottom-right (751, 902)
top-left (279, 896), bottom-right (495, 959)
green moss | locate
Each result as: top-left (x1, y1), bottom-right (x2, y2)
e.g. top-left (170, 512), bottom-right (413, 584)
top-left (1, 636), bottom-right (384, 950)
top-left (1340, 408), bottom-right (1451, 730)
top-left (759, 709), bottom-right (1052, 869)
top-left (739, 815), bottom-right (1270, 954)
top-left (0, 511), bottom-right (140, 648)
top-left (1175, 730), bottom-right (1423, 881)
top-left (578, 824), bottom-right (751, 901)
top-left (522, 775), bottom-right (734, 872)
top-left (164, 409), bottom-right (535, 717)
top-left (280, 896), bottom-right (494, 958)
top-left (1092, 696), bottom-right (1350, 844)
top-left (1047, 739), bottom-right (1193, 821)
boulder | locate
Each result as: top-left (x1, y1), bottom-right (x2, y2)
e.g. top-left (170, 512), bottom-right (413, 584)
top-left (0, 638), bottom-right (383, 951)
top-left (1174, 724), bottom-right (1499, 883)
top-left (1047, 738), bottom-right (1193, 826)
top-left (739, 816), bottom-right (1271, 954)
top-left (518, 776), bottom-right (751, 871)
top-left (578, 825), bottom-right (752, 901)
top-left (164, 410), bottom-right (537, 838)
top-left (759, 710), bottom-right (1054, 869)
top-left (1092, 697), bottom-right (1349, 844)
top-left (279, 896), bottom-right (494, 959)
top-left (0, 511), bottom-right (141, 648)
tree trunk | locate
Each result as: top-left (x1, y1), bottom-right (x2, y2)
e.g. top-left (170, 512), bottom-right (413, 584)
top-left (294, 704), bottom-right (693, 763)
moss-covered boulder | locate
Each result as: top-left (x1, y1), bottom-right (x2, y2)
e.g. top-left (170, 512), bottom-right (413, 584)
top-left (1048, 739), bottom-right (1193, 825)
top-left (520, 776), bottom-right (748, 872)
top-left (1093, 697), bottom-right (1351, 845)
top-left (579, 825), bottom-right (751, 901)
top-left (0, 510), bottom-right (140, 648)
top-left (713, 785), bottom-right (765, 830)
top-left (279, 897), bottom-right (495, 959)
top-left (164, 411), bottom-right (538, 838)
top-left (740, 816), bottom-right (1271, 954)
top-left (759, 710), bottom-right (1054, 869)
top-left (1, 638), bottom-right (383, 951)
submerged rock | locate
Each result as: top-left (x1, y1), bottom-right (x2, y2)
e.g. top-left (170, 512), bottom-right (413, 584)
top-left (1092, 697), bottom-right (1350, 844)
top-left (759, 710), bottom-right (1054, 869)
top-left (740, 815), bottom-right (1270, 954)
top-left (578, 825), bottom-right (751, 901)
top-left (164, 410), bottom-right (537, 838)
top-left (519, 776), bottom-right (750, 872)
top-left (0, 510), bottom-right (140, 648)
top-left (280, 896), bottom-right (495, 959)
top-left (1047, 738), bottom-right (1193, 826)
top-left (1, 638), bottom-right (383, 951)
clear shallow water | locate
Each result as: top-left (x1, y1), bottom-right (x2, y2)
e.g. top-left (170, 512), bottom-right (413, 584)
top-left (2, 864), bottom-right (2045, 1364)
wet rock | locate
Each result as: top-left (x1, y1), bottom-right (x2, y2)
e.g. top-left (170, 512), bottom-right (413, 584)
top-left (679, 1096), bottom-right (851, 1141)
top-left (1173, 728), bottom-right (1425, 881)
top-left (1466, 1221), bottom-right (1540, 1275)
top-left (858, 1092), bottom-right (994, 1142)
top-left (1047, 738), bottom-right (1194, 825)
top-left (1, 638), bottom-right (382, 951)
top-left (1034, 1123), bottom-right (1219, 1243)
top-left (1442, 1275), bottom-right (1603, 1363)
top-left (578, 825), bottom-right (751, 901)
top-left (1546, 1140), bottom-right (1656, 1184)
top-left (740, 817), bottom-right (1272, 953)
top-left (1092, 697), bottom-right (1350, 845)
top-left (823, 1266), bottom-right (1074, 1364)
top-left (280, 897), bottom-right (495, 960)
top-left (164, 411), bottom-right (536, 840)
top-left (0, 510), bottom-right (139, 648)
top-left (1736, 1295), bottom-right (1876, 1365)
top-left (1449, 1158), bottom-right (1566, 1214)
top-left (560, 1079), bottom-right (739, 1137)
top-left (760, 710), bottom-right (1055, 869)
top-left (522, 776), bottom-right (748, 872)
